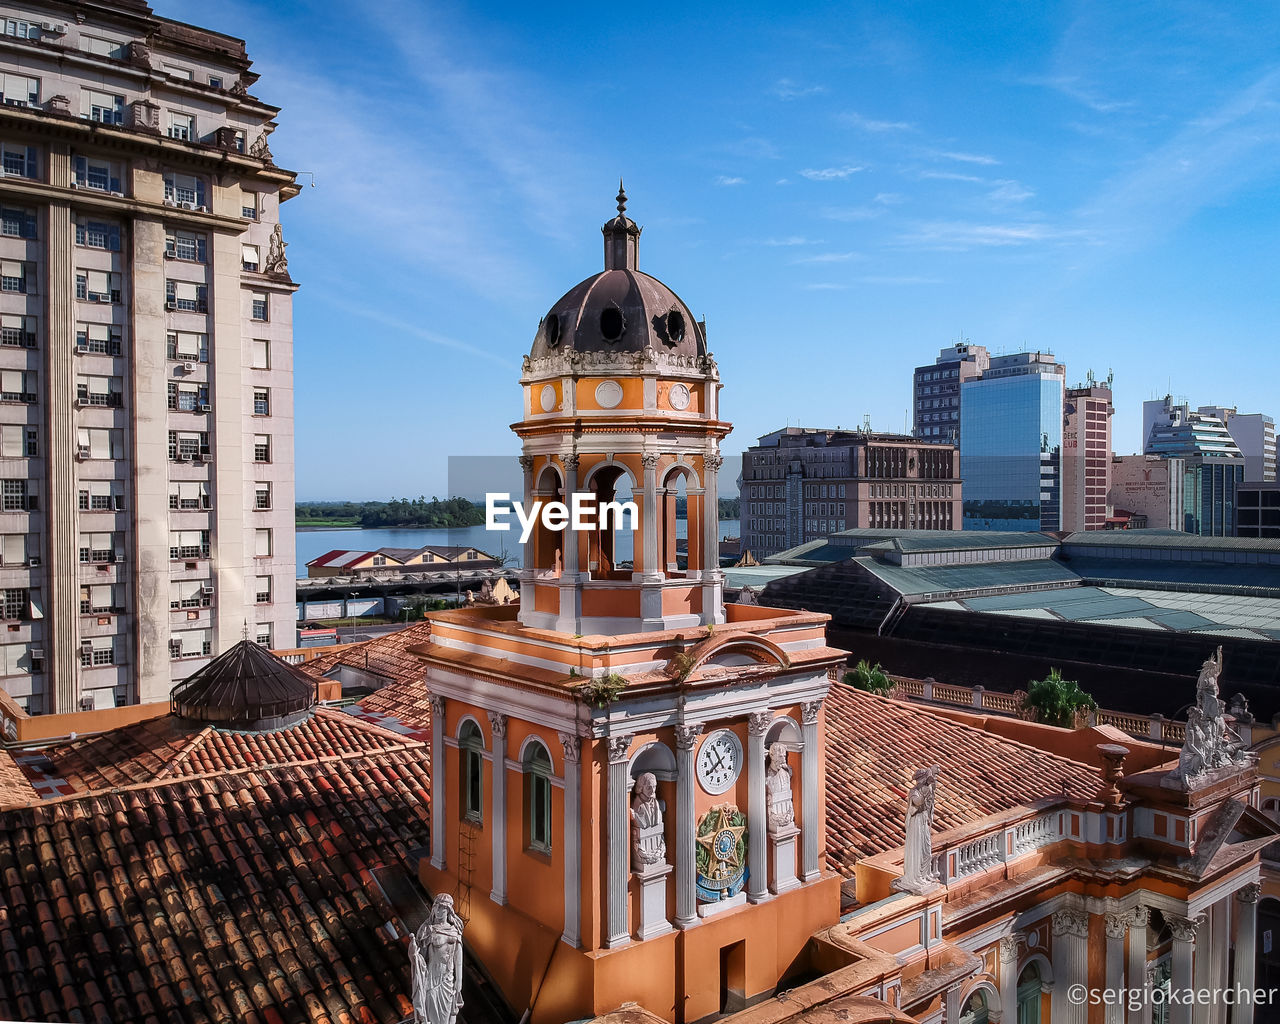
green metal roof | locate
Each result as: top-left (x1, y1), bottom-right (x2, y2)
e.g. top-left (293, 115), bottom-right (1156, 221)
top-left (723, 565), bottom-right (811, 589)
top-left (857, 555), bottom-right (1080, 596)
top-left (860, 531), bottom-right (1057, 554)
top-left (1063, 531), bottom-right (1280, 552)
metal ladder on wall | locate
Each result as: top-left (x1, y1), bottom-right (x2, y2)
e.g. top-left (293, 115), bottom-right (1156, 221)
top-left (456, 822), bottom-right (476, 923)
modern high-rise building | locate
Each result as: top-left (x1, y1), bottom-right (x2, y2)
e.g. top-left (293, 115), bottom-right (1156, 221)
top-left (740, 427), bottom-right (960, 558)
top-left (1198, 405), bottom-right (1276, 483)
top-left (0, 3), bottom-right (298, 715)
top-left (910, 341), bottom-right (989, 443)
top-left (1138, 398), bottom-right (1246, 537)
top-left (1060, 379), bottom-right (1113, 532)
top-left (958, 351), bottom-right (1065, 531)
top-left (1143, 397), bottom-right (1244, 460)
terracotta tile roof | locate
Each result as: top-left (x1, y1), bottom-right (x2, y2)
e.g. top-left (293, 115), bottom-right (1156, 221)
top-left (13, 708), bottom-right (422, 800)
top-left (0, 746), bottom-right (37, 809)
top-left (306, 548), bottom-right (377, 569)
top-left (823, 685), bottom-right (1101, 874)
top-left (0, 752), bottom-right (431, 1024)
top-left (343, 681), bottom-right (434, 743)
top-left (301, 622), bottom-right (433, 684)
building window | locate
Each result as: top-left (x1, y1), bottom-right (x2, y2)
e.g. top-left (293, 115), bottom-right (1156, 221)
top-left (0, 314), bottom-right (34, 349)
top-left (255, 575), bottom-right (271, 603)
top-left (0, 534), bottom-right (27, 565)
top-left (256, 624), bottom-right (271, 647)
top-left (75, 322), bottom-right (122, 356)
top-left (76, 269), bottom-right (119, 303)
top-left (251, 292), bottom-right (268, 321)
top-left (169, 481), bottom-right (209, 510)
top-left (242, 200), bottom-right (257, 219)
top-left (78, 532), bottom-right (121, 564)
top-left (162, 63), bottom-right (193, 81)
top-left (2, 260), bottom-right (33, 293)
top-left (168, 112), bottom-right (195, 141)
top-left (168, 430), bottom-right (209, 461)
top-left (85, 89), bottom-right (124, 124)
top-left (1, 369), bottom-right (36, 403)
top-left (0, 424), bottom-right (35, 458)
top-left (253, 388), bottom-right (270, 416)
top-left (209, 75), bottom-right (223, 89)
top-left (2, 479), bottom-right (29, 511)
top-left (80, 35), bottom-right (126, 58)
top-left (169, 529), bottom-right (210, 560)
top-left (0, 73), bottom-right (38, 107)
top-left (242, 244), bottom-right (259, 272)
top-left (459, 720), bottom-right (484, 823)
top-left (75, 429), bottom-right (123, 463)
top-left (75, 218), bottom-right (121, 250)
top-left (959, 991), bottom-right (989, 1024)
top-left (165, 229), bottom-right (207, 262)
top-left (524, 740), bottom-right (553, 853)
top-left (1, 206), bottom-right (36, 238)
top-left (167, 330), bottom-right (207, 361)
top-left (0, 142), bottom-right (37, 179)
top-left (2, 587), bottom-right (27, 620)
top-left (250, 339), bottom-right (270, 369)
top-left (255, 483), bottom-right (272, 510)
top-left (73, 155), bottom-right (122, 193)
top-left (169, 579), bottom-right (211, 609)
top-left (4, 19), bottom-right (40, 40)
top-left (166, 280), bottom-right (207, 313)
top-left (76, 375), bottom-right (122, 407)
top-left (80, 584), bottom-right (119, 614)
top-left (254, 528), bottom-right (272, 558)
top-left (80, 636), bottom-right (115, 667)
top-left (1016, 963), bottom-right (1042, 1024)
top-left (254, 434), bottom-right (270, 462)
top-left (167, 381), bottom-right (208, 411)
top-left (170, 629), bottom-right (212, 659)
top-left (163, 172), bottom-right (206, 209)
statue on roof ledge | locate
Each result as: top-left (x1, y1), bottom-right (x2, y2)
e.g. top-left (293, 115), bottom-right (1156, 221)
top-left (1172, 646), bottom-right (1250, 785)
top-left (893, 765), bottom-right (941, 894)
top-left (410, 893), bottom-right (465, 1024)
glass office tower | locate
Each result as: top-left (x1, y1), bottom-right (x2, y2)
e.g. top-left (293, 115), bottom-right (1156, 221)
top-left (959, 354), bottom-right (1065, 531)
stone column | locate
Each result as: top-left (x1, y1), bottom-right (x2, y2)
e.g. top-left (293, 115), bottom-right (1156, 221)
top-left (640, 452), bottom-right (659, 577)
top-left (429, 695), bottom-right (446, 869)
top-left (1050, 907), bottom-right (1089, 1024)
top-left (701, 451), bottom-right (724, 623)
top-left (561, 452), bottom-right (579, 576)
top-left (487, 712), bottom-right (508, 905)
top-left (674, 723), bottom-right (702, 927)
top-left (605, 733), bottom-right (633, 947)
top-left (556, 452), bottom-right (581, 632)
top-left (1104, 912), bottom-right (1128, 1024)
top-left (558, 732), bottom-right (582, 946)
top-left (747, 711), bottom-right (771, 903)
top-left (1167, 915), bottom-right (1200, 1024)
top-left (1126, 905), bottom-right (1150, 1024)
top-left (518, 455), bottom-right (534, 606)
top-left (1234, 884), bottom-right (1261, 1024)
top-left (998, 934), bottom-right (1023, 1020)
top-left (800, 700), bottom-right (823, 882)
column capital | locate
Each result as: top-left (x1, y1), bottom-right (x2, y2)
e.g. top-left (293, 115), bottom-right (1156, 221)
top-left (558, 731), bottom-right (581, 763)
top-left (1167, 914), bottom-right (1202, 943)
top-left (704, 452), bottom-right (724, 471)
top-left (1105, 911), bottom-right (1129, 939)
top-left (674, 723), bottom-right (703, 751)
top-left (487, 711), bottom-right (508, 740)
top-left (999, 933), bottom-right (1027, 964)
top-left (561, 452), bottom-right (580, 472)
top-left (1238, 882), bottom-right (1262, 905)
top-left (1052, 907), bottom-right (1090, 939)
top-left (607, 734), bottom-right (633, 764)
top-left (640, 452), bottom-right (660, 470)
top-left (518, 454), bottom-right (534, 472)
top-left (747, 710), bottom-right (772, 737)
top-left (1131, 904), bottom-right (1150, 929)
top-left (428, 694), bottom-right (445, 719)
top-left (801, 700), bottom-right (823, 726)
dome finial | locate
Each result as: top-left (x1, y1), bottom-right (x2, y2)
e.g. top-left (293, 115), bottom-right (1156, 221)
top-left (616, 178), bottom-right (627, 216)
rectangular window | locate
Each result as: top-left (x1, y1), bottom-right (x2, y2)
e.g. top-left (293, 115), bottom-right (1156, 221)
top-left (253, 388), bottom-right (270, 415)
top-left (169, 629), bottom-right (212, 659)
top-left (1, 479), bottom-right (28, 511)
top-left (162, 63), bottom-right (193, 81)
top-left (1, 424), bottom-right (34, 458)
top-left (255, 624), bottom-right (271, 647)
top-left (168, 430), bottom-right (208, 460)
top-left (0, 73), bottom-right (38, 107)
top-left (76, 269), bottom-right (120, 303)
top-left (1, 368), bottom-right (36, 402)
top-left (209, 75), bottom-right (223, 90)
top-left (75, 322), bottom-right (122, 356)
top-left (77, 477), bottom-right (122, 508)
top-left (166, 279), bottom-right (207, 313)
top-left (0, 141), bottom-right (37, 179)
top-left (72, 155), bottom-right (122, 193)
top-left (253, 434), bottom-right (270, 462)
top-left (1, 313), bottom-right (35, 348)
top-left (3, 19), bottom-right (40, 40)
top-left (168, 529), bottom-right (210, 559)
top-left (250, 292), bottom-right (268, 321)
top-left (530, 773), bottom-right (552, 852)
top-left (255, 483), bottom-right (272, 510)
top-left (85, 89), bottom-right (124, 125)
top-left (2, 587), bottom-right (27, 620)
top-left (78, 531), bottom-right (122, 564)
top-left (168, 112), bottom-right (195, 141)
top-left (1, 534), bottom-right (28, 565)
top-left (167, 330), bottom-right (208, 361)
top-left (80, 635), bottom-right (115, 667)
top-left (80, 584), bottom-right (120, 614)
top-left (75, 218), bottom-right (121, 250)
top-left (163, 172), bottom-right (206, 209)
top-left (242, 244), bottom-right (259, 272)
top-left (0, 206), bottom-right (36, 239)
top-left (164, 228), bottom-right (207, 262)
top-left (80, 35), bottom-right (126, 59)
top-left (250, 339), bottom-right (269, 369)
top-left (255, 575), bottom-right (271, 603)
top-left (169, 579), bottom-right (211, 609)
top-left (254, 528), bottom-right (272, 557)
top-left (1, 260), bottom-right (33, 293)
top-left (168, 480), bottom-right (210, 510)
top-left (76, 375), bottom-right (122, 407)
top-left (166, 381), bottom-right (208, 411)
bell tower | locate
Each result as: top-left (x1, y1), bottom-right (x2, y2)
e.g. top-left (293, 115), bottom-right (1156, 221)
top-left (416, 190), bottom-right (845, 1024)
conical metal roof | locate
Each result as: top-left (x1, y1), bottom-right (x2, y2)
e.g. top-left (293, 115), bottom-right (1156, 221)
top-left (170, 640), bottom-right (318, 731)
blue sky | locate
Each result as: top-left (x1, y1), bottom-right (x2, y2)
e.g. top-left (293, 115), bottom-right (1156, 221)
top-left (167, 0), bottom-right (1280, 500)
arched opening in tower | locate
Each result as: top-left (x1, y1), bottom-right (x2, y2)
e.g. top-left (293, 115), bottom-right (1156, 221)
top-left (532, 464), bottom-right (564, 578)
top-left (660, 465), bottom-right (697, 577)
top-left (587, 465), bottom-right (633, 580)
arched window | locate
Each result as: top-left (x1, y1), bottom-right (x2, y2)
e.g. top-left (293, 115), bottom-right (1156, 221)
top-left (959, 990), bottom-right (989, 1024)
top-left (459, 720), bottom-right (484, 824)
top-left (524, 740), bottom-right (553, 853)
top-left (1017, 963), bottom-right (1042, 1024)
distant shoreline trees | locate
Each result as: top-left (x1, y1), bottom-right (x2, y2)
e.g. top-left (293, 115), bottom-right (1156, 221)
top-left (297, 495), bottom-right (741, 527)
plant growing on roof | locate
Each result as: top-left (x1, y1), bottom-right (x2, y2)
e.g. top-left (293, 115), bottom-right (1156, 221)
top-left (843, 659), bottom-right (893, 696)
top-left (669, 650), bottom-right (696, 682)
top-left (1020, 668), bottom-right (1097, 729)
top-left (577, 671), bottom-right (627, 709)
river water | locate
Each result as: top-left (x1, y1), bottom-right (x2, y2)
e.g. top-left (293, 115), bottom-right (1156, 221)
top-left (295, 519), bottom-right (741, 577)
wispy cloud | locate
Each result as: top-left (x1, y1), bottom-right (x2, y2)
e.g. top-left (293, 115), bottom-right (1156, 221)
top-left (802, 282), bottom-right (849, 290)
top-left (858, 275), bottom-right (943, 285)
top-left (773, 78), bottom-right (826, 100)
top-left (916, 170), bottom-right (985, 183)
top-left (1024, 74), bottom-right (1136, 114)
top-left (934, 150), bottom-right (1000, 165)
top-left (895, 221), bottom-right (1087, 250)
top-left (874, 192), bottom-right (906, 205)
top-left (822, 205), bottom-right (885, 221)
top-left (841, 111), bottom-right (914, 132)
top-left (791, 251), bottom-right (865, 264)
top-left (714, 175), bottom-right (747, 186)
top-left (761, 236), bottom-right (824, 246)
top-left (987, 179), bottom-right (1035, 203)
top-left (724, 136), bottom-right (781, 160)
top-left (799, 165), bottom-right (865, 181)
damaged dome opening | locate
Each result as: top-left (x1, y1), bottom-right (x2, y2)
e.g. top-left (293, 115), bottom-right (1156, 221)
top-left (600, 307), bottom-right (625, 342)
top-left (545, 313), bottom-right (561, 347)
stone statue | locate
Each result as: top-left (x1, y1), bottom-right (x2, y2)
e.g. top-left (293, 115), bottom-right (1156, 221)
top-left (1197, 646), bottom-right (1223, 698)
top-left (264, 223), bottom-right (289, 276)
top-left (409, 894), bottom-right (465, 1024)
top-left (630, 772), bottom-right (667, 870)
top-left (765, 742), bottom-right (795, 833)
top-left (894, 766), bottom-right (940, 894)
top-left (248, 124), bottom-right (274, 162)
top-left (1172, 648), bottom-right (1249, 783)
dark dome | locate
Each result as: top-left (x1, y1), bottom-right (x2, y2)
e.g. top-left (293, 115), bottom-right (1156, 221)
top-left (171, 640), bottom-right (318, 731)
top-left (531, 268), bottom-right (705, 359)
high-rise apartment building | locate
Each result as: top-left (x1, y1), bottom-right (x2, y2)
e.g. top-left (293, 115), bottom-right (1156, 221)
top-left (958, 351), bottom-right (1065, 531)
top-left (1060, 379), bottom-right (1113, 532)
top-left (740, 427), bottom-right (960, 558)
top-left (1138, 398), bottom-right (1246, 537)
top-left (0, 3), bottom-right (297, 714)
top-left (910, 341), bottom-right (989, 443)
top-left (1198, 405), bottom-right (1276, 483)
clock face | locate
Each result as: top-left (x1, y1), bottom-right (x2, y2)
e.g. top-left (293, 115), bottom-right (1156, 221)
top-left (696, 729), bottom-right (743, 795)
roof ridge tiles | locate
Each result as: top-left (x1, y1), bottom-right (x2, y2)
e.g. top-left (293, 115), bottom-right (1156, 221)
top-left (151, 725), bottom-right (216, 782)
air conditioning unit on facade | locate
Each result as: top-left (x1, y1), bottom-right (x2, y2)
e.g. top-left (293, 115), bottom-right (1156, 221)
top-left (75, 341), bottom-right (88, 353)
top-left (74, 445), bottom-right (90, 460)
top-left (27, 556), bottom-right (39, 567)
top-left (181, 361), bottom-right (194, 372)
top-left (165, 301), bottom-right (177, 310)
top-left (178, 201), bottom-right (194, 211)
top-left (178, 453), bottom-right (192, 462)
top-left (200, 453), bottom-right (213, 462)
top-left (201, 584), bottom-right (214, 595)
top-left (199, 403), bottom-right (211, 412)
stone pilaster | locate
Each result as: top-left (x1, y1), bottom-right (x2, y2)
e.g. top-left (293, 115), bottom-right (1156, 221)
top-left (1126, 905), bottom-right (1149, 1024)
top-left (518, 454), bottom-right (534, 606)
top-left (1050, 906), bottom-right (1089, 1024)
top-left (1167, 914), bottom-right (1200, 1024)
top-left (428, 695), bottom-right (446, 869)
top-left (605, 733), bottom-right (633, 947)
top-left (800, 699), bottom-right (822, 881)
top-left (998, 934), bottom-right (1024, 1023)
top-left (674, 722), bottom-right (702, 927)
top-left (1234, 885), bottom-right (1261, 1024)
top-left (558, 732), bottom-right (582, 946)
top-left (1104, 912), bottom-right (1128, 1024)
top-left (701, 450), bottom-right (724, 622)
top-left (746, 710), bottom-right (770, 902)
top-left (487, 712), bottom-right (508, 905)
